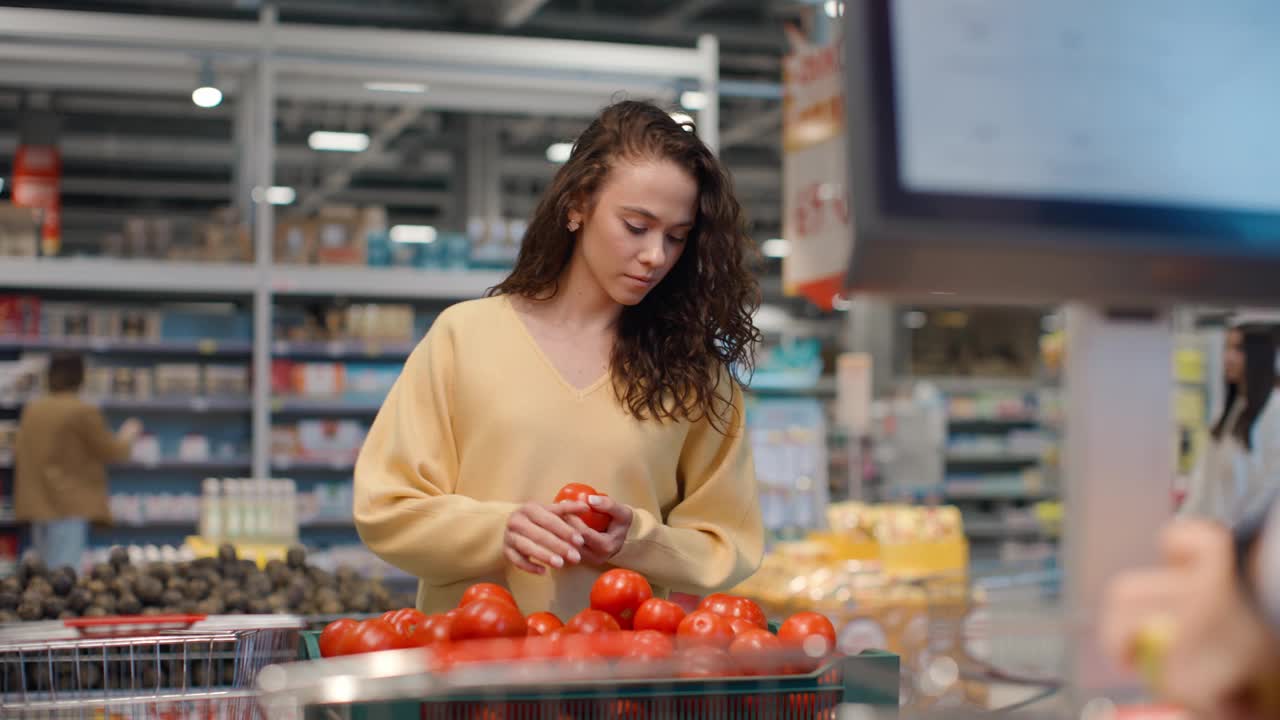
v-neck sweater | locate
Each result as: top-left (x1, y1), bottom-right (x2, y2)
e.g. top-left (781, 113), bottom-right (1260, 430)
top-left (353, 294), bottom-right (764, 617)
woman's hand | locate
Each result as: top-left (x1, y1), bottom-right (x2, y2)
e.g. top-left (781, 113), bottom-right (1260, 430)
top-left (565, 494), bottom-right (634, 565)
top-left (504, 501), bottom-right (588, 575)
top-left (1100, 519), bottom-right (1280, 719)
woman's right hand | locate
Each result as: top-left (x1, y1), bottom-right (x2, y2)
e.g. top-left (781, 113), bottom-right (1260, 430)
top-left (504, 501), bottom-right (589, 575)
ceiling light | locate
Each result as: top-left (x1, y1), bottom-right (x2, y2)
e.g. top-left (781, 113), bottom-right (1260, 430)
top-left (390, 225), bottom-right (437, 244)
top-left (762, 238), bottom-right (791, 258)
top-left (824, 0), bottom-right (844, 18)
top-left (192, 86), bottom-right (222, 109)
top-left (265, 186), bottom-right (296, 205)
top-left (192, 59), bottom-right (222, 109)
top-left (680, 90), bottom-right (708, 111)
top-left (669, 112), bottom-right (695, 129)
top-left (308, 131), bottom-right (371, 153)
top-left (363, 81), bottom-right (427, 94)
top-left (546, 142), bottom-right (573, 164)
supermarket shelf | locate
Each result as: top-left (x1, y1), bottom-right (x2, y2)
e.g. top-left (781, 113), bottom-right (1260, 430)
top-left (963, 520), bottom-right (1050, 539)
top-left (916, 376), bottom-right (1052, 391)
top-left (947, 415), bottom-right (1041, 427)
top-left (272, 397), bottom-right (381, 414)
top-left (271, 266), bottom-right (505, 301)
top-left (945, 485), bottom-right (1058, 501)
top-left (0, 258), bottom-right (256, 295)
top-left (746, 377), bottom-right (837, 397)
top-left (0, 396), bottom-right (252, 412)
top-left (1, 457), bottom-right (252, 472)
top-left (272, 458), bottom-right (356, 473)
top-left (272, 339), bottom-right (416, 360)
top-left (945, 452), bottom-right (1043, 464)
top-left (0, 335), bottom-right (252, 357)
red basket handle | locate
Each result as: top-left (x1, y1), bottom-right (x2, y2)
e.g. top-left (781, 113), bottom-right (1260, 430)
top-left (64, 614), bottom-right (208, 635)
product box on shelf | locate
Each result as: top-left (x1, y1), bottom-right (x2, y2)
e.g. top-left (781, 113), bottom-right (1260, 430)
top-left (296, 420), bottom-right (366, 462)
top-left (270, 425), bottom-right (299, 462)
top-left (0, 205), bottom-right (39, 257)
top-left (203, 364), bottom-right (249, 397)
top-left (342, 363), bottom-right (399, 399)
top-left (296, 362), bottom-right (344, 397)
top-left (314, 206), bottom-right (369, 265)
top-left (275, 218), bottom-right (318, 265)
top-left (0, 295), bottom-right (40, 336)
top-left (0, 420), bottom-right (16, 455)
top-left (155, 363), bottom-right (202, 396)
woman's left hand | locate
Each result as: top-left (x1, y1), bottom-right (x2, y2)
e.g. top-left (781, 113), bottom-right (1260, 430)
top-left (566, 494), bottom-right (633, 565)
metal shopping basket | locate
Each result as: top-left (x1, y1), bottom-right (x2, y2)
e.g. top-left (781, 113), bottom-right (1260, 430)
top-left (0, 613), bottom-right (304, 719)
top-left (256, 638), bottom-right (901, 720)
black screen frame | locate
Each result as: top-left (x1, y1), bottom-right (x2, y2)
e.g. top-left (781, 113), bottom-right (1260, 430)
top-left (843, 0), bottom-right (1280, 305)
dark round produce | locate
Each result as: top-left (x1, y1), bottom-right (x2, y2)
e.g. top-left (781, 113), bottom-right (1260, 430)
top-left (160, 589), bottom-right (184, 608)
top-left (224, 590), bottom-right (247, 613)
top-left (141, 607), bottom-right (164, 617)
top-left (0, 577), bottom-right (20, 595)
top-left (319, 598), bottom-right (343, 615)
top-left (67, 587), bottom-right (93, 613)
top-left (108, 546), bottom-right (130, 568)
top-left (245, 574), bottom-right (272, 597)
top-left (90, 563), bottom-right (115, 582)
top-left (117, 593), bottom-right (142, 615)
top-left (85, 579), bottom-right (108, 595)
top-left (83, 606), bottom-right (108, 618)
top-left (42, 596), bottom-right (66, 619)
top-left (0, 610), bottom-right (18, 623)
top-left (220, 561), bottom-right (245, 581)
top-left (186, 578), bottom-right (211, 601)
top-left (26, 577), bottom-right (53, 596)
top-left (109, 576), bottom-right (135, 597)
top-left (196, 596), bottom-right (225, 615)
top-left (92, 594), bottom-right (117, 614)
top-left (146, 562), bottom-right (172, 582)
top-left (57, 610), bottom-right (76, 620)
top-left (0, 591), bottom-right (18, 611)
top-left (247, 598), bottom-right (271, 615)
top-left (16, 601), bottom-right (43, 621)
top-left (286, 545), bottom-right (307, 569)
top-left (134, 576), bottom-right (164, 604)
top-left (217, 543), bottom-right (238, 563)
top-left (285, 579), bottom-right (308, 608)
top-left (18, 553), bottom-right (47, 584)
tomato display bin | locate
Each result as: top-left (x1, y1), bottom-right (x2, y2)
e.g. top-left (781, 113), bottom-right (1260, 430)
top-left (271, 631), bottom-right (899, 719)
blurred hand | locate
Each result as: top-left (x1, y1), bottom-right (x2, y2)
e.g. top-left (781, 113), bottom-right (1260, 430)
top-left (504, 501), bottom-right (587, 575)
top-left (118, 418), bottom-right (143, 443)
top-left (566, 494), bottom-right (634, 565)
top-left (1101, 519), bottom-right (1280, 719)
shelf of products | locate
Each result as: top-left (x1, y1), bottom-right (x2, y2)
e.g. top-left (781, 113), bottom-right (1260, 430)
top-left (0, 335), bottom-right (253, 357)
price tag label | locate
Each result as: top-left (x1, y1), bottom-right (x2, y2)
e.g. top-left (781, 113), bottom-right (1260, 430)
top-left (198, 339), bottom-right (218, 355)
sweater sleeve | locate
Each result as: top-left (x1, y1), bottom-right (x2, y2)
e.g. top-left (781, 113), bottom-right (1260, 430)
top-left (353, 316), bottom-right (518, 586)
top-left (78, 406), bottom-right (132, 463)
top-left (610, 379), bottom-right (764, 594)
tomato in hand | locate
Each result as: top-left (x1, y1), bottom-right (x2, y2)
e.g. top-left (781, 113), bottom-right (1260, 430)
top-left (525, 611), bottom-right (564, 637)
top-left (553, 483), bottom-right (611, 533)
top-left (407, 613), bottom-right (453, 646)
top-left (624, 629), bottom-right (675, 662)
top-left (565, 608), bottom-right (622, 635)
top-left (460, 583), bottom-right (518, 610)
top-left (677, 646), bottom-right (730, 678)
top-left (676, 610), bottom-right (735, 650)
top-left (729, 628), bottom-right (784, 675)
top-left (633, 598), bottom-right (686, 635)
top-left (318, 618), bottom-right (358, 657)
top-left (340, 618), bottom-right (406, 655)
top-left (777, 611), bottom-right (837, 671)
top-left (589, 569), bottom-right (653, 629)
top-left (451, 598), bottom-right (528, 641)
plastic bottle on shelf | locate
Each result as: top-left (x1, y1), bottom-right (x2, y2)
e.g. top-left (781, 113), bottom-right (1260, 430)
top-left (254, 478), bottom-right (273, 543)
top-left (199, 478), bottom-right (222, 543)
top-left (222, 479), bottom-right (242, 540)
top-left (281, 479), bottom-right (300, 544)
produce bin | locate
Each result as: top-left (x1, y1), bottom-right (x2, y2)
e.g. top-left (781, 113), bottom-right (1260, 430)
top-left (267, 634), bottom-right (899, 720)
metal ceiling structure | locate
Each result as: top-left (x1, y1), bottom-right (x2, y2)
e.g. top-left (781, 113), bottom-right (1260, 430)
top-left (0, 0), bottom-right (800, 253)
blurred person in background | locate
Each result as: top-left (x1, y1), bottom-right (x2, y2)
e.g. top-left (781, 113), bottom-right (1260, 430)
top-left (1103, 502), bottom-right (1280, 719)
top-left (1181, 323), bottom-right (1280, 523)
top-left (14, 352), bottom-right (142, 570)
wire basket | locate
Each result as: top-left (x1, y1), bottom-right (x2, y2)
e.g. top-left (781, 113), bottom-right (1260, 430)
top-left (0, 614), bottom-right (303, 717)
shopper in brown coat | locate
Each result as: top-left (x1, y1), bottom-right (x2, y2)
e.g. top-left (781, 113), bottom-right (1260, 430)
top-left (14, 353), bottom-right (142, 570)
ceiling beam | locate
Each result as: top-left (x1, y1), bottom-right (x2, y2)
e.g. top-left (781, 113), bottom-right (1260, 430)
top-left (299, 105), bottom-right (425, 213)
top-left (526, 10), bottom-right (784, 53)
top-left (495, 0), bottom-right (551, 28)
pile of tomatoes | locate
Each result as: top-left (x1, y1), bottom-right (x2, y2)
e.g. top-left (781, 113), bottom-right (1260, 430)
top-left (318, 569), bottom-right (839, 679)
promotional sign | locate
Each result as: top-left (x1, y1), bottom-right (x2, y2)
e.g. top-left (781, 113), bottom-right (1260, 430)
top-left (11, 143), bottom-right (62, 256)
top-left (782, 34), bottom-right (850, 310)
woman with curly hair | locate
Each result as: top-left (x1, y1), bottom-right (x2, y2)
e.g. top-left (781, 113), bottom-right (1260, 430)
top-left (354, 100), bottom-right (765, 615)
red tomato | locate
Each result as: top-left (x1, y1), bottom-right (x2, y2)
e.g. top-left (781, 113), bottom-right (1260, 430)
top-left (698, 594), bottom-right (768, 630)
top-left (677, 646), bottom-right (730, 678)
top-left (407, 613), bottom-right (453, 646)
top-left (381, 608), bottom-right (428, 638)
top-left (553, 483), bottom-right (611, 532)
top-left (451, 598), bottom-right (528, 641)
top-left (565, 608), bottom-right (622, 635)
top-left (633, 598), bottom-right (686, 635)
top-left (676, 610), bottom-right (735, 650)
top-left (590, 569), bottom-right (653, 629)
top-left (698, 593), bottom-right (735, 616)
top-left (525, 611), bottom-right (564, 637)
top-left (727, 617), bottom-right (758, 636)
top-left (624, 629), bottom-right (674, 662)
top-left (729, 628), bottom-right (784, 675)
top-left (459, 583), bottom-right (518, 610)
top-left (339, 618), bottom-right (406, 655)
top-left (777, 612), bottom-right (837, 671)
top-left (318, 618), bottom-right (358, 657)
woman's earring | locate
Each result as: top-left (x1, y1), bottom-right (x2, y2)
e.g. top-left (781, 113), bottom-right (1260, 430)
top-left (567, 220), bottom-right (580, 232)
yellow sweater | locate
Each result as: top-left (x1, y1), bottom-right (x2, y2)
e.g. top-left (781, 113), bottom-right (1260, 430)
top-left (353, 295), bottom-right (764, 617)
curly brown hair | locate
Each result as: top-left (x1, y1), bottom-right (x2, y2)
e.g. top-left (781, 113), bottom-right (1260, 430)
top-left (489, 100), bottom-right (761, 431)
